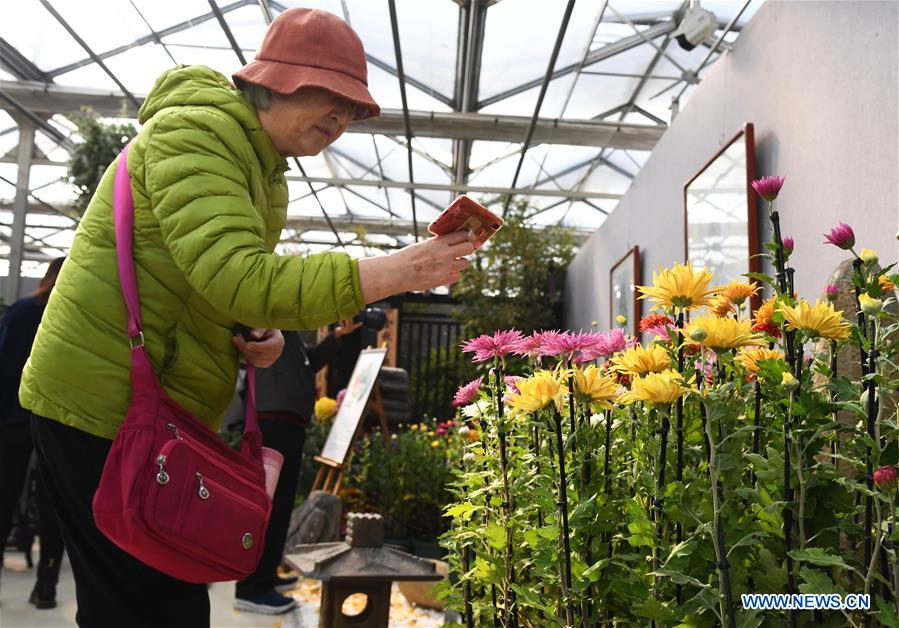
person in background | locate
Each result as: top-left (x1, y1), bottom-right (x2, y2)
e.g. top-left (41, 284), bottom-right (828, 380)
top-left (234, 319), bottom-right (361, 614)
top-left (18, 8), bottom-right (473, 627)
top-left (0, 258), bottom-right (66, 609)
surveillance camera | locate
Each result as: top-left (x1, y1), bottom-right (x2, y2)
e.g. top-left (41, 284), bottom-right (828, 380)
top-left (673, 1), bottom-right (718, 51)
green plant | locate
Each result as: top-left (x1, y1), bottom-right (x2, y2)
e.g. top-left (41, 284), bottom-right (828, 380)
top-left (67, 112), bottom-right (136, 212)
top-left (342, 420), bottom-right (464, 542)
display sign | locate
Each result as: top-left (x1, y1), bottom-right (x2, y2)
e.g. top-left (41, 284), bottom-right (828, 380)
top-left (319, 347), bottom-right (388, 465)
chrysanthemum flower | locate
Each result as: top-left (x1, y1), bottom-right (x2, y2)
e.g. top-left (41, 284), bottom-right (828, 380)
top-left (709, 294), bottom-right (735, 318)
top-left (823, 222), bottom-right (855, 250)
top-left (571, 365), bottom-right (620, 409)
top-left (452, 377), bottom-right (483, 407)
top-left (735, 347), bottom-right (786, 379)
top-left (610, 343), bottom-right (672, 375)
top-left (539, 330), bottom-right (603, 361)
top-left (575, 328), bottom-right (629, 362)
top-left (751, 296), bottom-right (782, 338)
top-left (638, 262), bottom-right (717, 311)
top-left (860, 248), bottom-right (879, 265)
top-left (461, 329), bottom-right (524, 363)
top-left (782, 236), bottom-right (794, 255)
top-left (507, 370), bottom-right (566, 415)
top-left (619, 369), bottom-right (696, 405)
top-left (825, 284), bottom-right (840, 301)
top-left (314, 396), bottom-right (338, 422)
top-left (879, 275), bottom-right (897, 293)
top-left (874, 465), bottom-right (898, 488)
top-left (778, 300), bottom-right (851, 340)
top-left (721, 281), bottom-right (760, 307)
top-left (639, 314), bottom-right (675, 333)
top-left (682, 315), bottom-right (764, 350)
top-left (751, 175), bottom-right (785, 202)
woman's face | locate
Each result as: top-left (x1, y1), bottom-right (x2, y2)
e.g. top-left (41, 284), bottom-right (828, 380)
top-left (259, 87), bottom-right (356, 157)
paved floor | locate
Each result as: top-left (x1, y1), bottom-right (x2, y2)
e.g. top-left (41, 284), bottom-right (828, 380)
top-left (1, 549), bottom-right (444, 627)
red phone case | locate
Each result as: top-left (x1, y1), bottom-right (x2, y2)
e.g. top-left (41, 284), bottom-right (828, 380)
top-left (427, 195), bottom-right (504, 246)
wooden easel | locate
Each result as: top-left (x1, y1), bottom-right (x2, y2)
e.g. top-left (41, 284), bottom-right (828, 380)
top-left (311, 455), bottom-right (345, 495)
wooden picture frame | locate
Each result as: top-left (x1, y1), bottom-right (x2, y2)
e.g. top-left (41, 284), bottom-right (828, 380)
top-left (683, 123), bottom-right (761, 312)
top-left (609, 245), bottom-right (641, 338)
top-left (318, 347), bottom-right (388, 465)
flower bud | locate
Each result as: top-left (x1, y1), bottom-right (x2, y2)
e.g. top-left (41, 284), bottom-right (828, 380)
top-left (860, 389), bottom-right (869, 408)
top-left (459, 425), bottom-right (470, 438)
top-left (858, 293), bottom-right (883, 315)
top-left (782, 236), bottom-right (794, 256)
top-left (463, 452), bottom-right (477, 463)
top-left (689, 327), bottom-right (708, 343)
top-left (782, 371), bottom-right (799, 391)
top-left (860, 248), bottom-right (879, 265)
top-left (874, 465), bottom-right (898, 489)
top-left (825, 284), bottom-right (839, 301)
top-left (615, 314), bottom-right (627, 326)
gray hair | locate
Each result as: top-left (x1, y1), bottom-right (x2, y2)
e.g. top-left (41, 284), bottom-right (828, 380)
top-left (237, 80), bottom-right (273, 111)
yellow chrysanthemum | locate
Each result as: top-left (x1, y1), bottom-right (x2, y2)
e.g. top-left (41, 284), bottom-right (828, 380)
top-left (753, 296), bottom-right (778, 326)
top-left (735, 347), bottom-right (785, 378)
top-left (507, 370), bottom-right (566, 415)
top-left (879, 275), bottom-right (896, 293)
top-left (858, 293), bottom-right (883, 315)
top-left (619, 369), bottom-right (696, 405)
top-left (709, 294), bottom-right (735, 318)
top-left (572, 365), bottom-right (620, 409)
top-left (314, 396), bottom-right (337, 422)
top-left (637, 262), bottom-right (718, 311)
top-left (778, 300), bottom-right (851, 340)
top-left (682, 315), bottom-right (764, 350)
top-left (610, 343), bottom-right (671, 375)
top-left (721, 281), bottom-right (760, 306)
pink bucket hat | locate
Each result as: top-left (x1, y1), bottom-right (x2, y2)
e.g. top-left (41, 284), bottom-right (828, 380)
top-left (233, 8), bottom-right (380, 120)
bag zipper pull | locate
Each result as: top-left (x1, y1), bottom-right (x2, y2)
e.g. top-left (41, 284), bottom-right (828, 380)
top-left (166, 423), bottom-right (183, 439)
top-left (156, 454), bottom-right (169, 485)
top-left (196, 472), bottom-right (210, 500)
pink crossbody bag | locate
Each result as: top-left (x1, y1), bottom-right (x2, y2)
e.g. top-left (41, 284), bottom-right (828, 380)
top-left (92, 143), bottom-right (272, 583)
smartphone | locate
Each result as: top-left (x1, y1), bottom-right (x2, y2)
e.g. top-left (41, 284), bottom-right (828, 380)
top-left (427, 195), bottom-right (504, 247)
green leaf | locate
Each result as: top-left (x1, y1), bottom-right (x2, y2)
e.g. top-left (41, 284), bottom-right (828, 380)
top-left (445, 502), bottom-right (476, 521)
top-left (875, 595), bottom-right (899, 628)
top-left (788, 548), bottom-right (856, 572)
top-left (797, 566), bottom-right (840, 595)
top-left (568, 494), bottom-right (596, 528)
top-left (735, 609), bottom-right (764, 628)
top-left (485, 522), bottom-right (506, 550)
top-left (745, 271), bottom-right (775, 285)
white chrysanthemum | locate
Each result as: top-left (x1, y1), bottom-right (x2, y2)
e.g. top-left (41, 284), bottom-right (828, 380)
top-left (462, 399), bottom-right (492, 419)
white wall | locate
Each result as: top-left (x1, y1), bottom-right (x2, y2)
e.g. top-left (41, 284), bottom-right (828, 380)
top-left (566, 0), bottom-right (898, 332)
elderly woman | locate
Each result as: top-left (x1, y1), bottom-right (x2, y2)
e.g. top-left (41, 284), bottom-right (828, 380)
top-left (19, 8), bottom-right (473, 627)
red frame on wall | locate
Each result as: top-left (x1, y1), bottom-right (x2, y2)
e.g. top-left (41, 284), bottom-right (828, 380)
top-left (682, 122), bottom-right (761, 313)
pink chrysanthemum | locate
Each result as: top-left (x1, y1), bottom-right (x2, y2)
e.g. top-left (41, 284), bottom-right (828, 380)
top-left (504, 375), bottom-right (521, 394)
top-left (539, 331), bottom-right (603, 361)
top-left (512, 331), bottom-right (552, 357)
top-left (461, 329), bottom-right (524, 363)
top-left (874, 465), bottom-right (898, 487)
top-left (751, 175), bottom-right (785, 202)
top-left (823, 222), bottom-right (855, 250)
top-left (452, 376), bottom-right (483, 407)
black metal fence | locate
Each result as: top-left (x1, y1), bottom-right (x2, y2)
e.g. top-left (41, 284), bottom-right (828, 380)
top-left (395, 298), bottom-right (465, 421)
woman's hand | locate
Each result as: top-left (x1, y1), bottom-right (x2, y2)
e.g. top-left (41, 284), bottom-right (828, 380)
top-left (232, 328), bottom-right (285, 368)
top-left (358, 230), bottom-right (476, 303)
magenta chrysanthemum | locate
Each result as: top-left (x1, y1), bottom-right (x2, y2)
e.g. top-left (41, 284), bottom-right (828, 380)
top-left (751, 175), bottom-right (785, 202)
top-left (452, 376), bottom-right (483, 407)
top-left (461, 329), bottom-right (524, 363)
top-left (823, 222), bottom-right (855, 250)
top-left (539, 330), bottom-right (602, 360)
top-left (513, 331), bottom-right (552, 357)
top-left (782, 236), bottom-right (794, 255)
top-left (504, 375), bottom-right (521, 394)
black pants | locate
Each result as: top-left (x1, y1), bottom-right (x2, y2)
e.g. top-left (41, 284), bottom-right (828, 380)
top-left (0, 421), bottom-right (64, 569)
top-left (235, 418), bottom-right (306, 598)
top-left (31, 414), bottom-right (210, 628)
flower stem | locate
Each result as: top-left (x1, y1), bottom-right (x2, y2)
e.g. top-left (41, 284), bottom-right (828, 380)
top-left (553, 410), bottom-right (575, 627)
top-left (704, 402), bottom-right (736, 628)
top-left (675, 313), bottom-right (685, 605)
top-left (494, 369), bottom-right (517, 628)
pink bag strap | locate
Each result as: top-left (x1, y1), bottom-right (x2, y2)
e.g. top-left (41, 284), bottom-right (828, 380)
top-left (112, 143), bottom-right (260, 435)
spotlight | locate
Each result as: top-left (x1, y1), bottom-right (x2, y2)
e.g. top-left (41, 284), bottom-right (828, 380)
top-left (673, 0), bottom-right (718, 51)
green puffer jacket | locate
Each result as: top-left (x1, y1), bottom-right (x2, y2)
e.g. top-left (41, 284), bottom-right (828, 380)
top-left (20, 65), bottom-right (365, 440)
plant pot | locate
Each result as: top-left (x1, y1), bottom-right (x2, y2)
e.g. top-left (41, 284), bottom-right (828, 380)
top-left (398, 559), bottom-right (449, 610)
